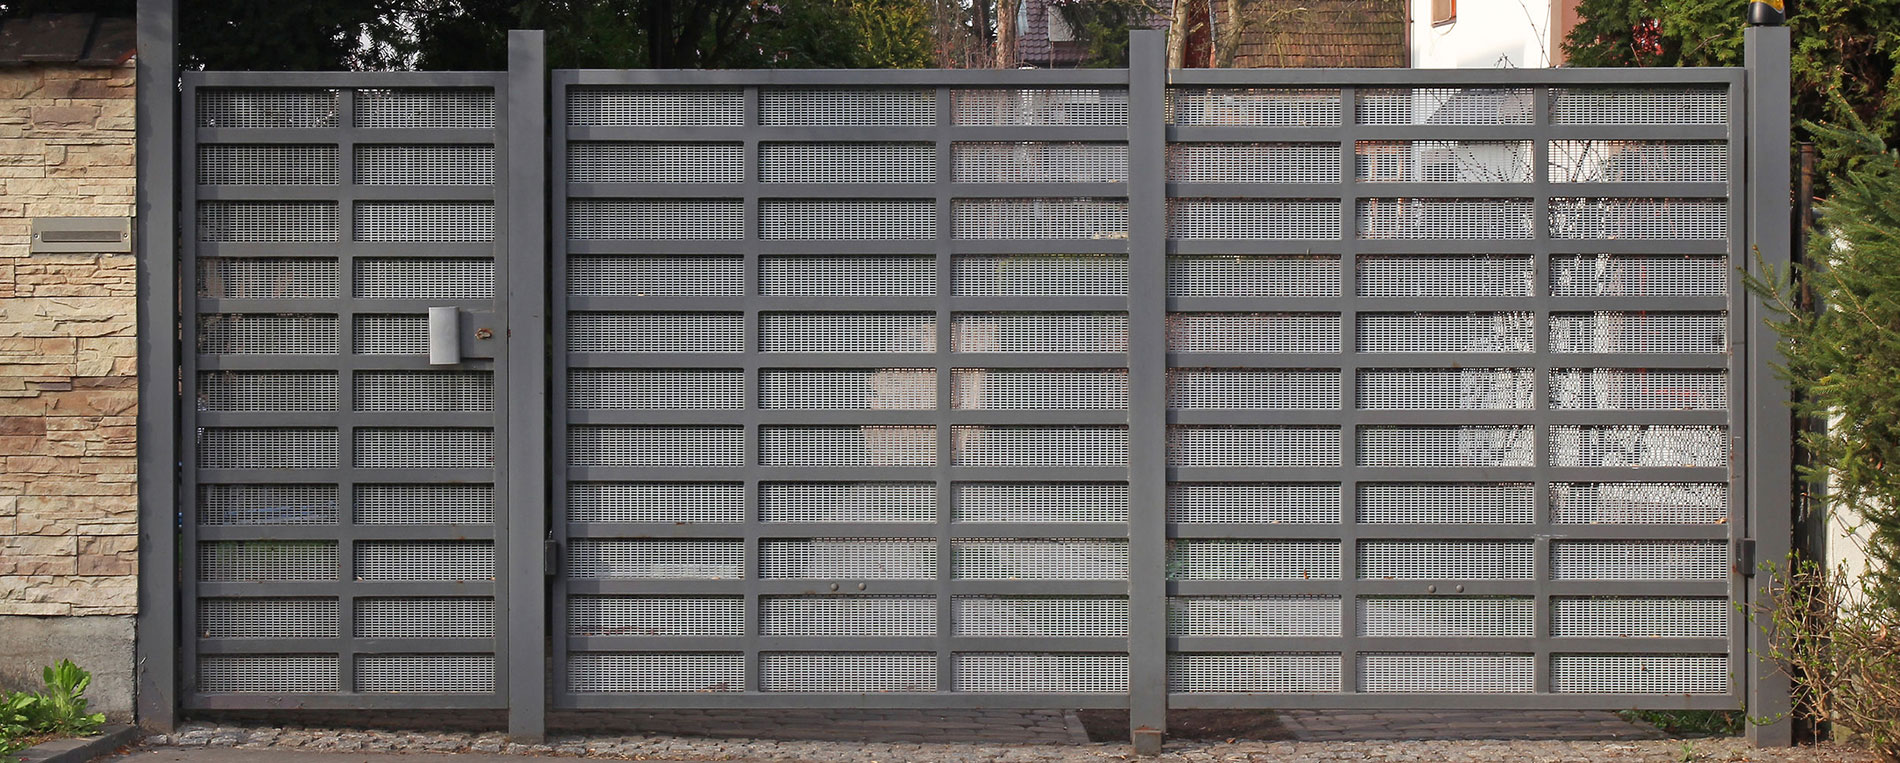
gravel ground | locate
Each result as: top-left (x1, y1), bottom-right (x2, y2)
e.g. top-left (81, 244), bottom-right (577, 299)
top-left (140, 720), bottom-right (1882, 763)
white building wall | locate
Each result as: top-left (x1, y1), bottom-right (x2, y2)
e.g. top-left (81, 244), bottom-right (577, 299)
top-left (1410, 0), bottom-right (1557, 68)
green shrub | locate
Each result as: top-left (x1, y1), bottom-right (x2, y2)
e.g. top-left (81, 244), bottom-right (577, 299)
top-left (0, 661), bottom-right (106, 763)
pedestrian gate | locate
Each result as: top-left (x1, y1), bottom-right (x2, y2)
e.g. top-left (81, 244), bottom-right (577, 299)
top-left (161, 29), bottom-right (1792, 741)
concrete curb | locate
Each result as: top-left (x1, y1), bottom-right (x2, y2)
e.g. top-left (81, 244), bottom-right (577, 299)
top-left (14, 725), bottom-right (139, 763)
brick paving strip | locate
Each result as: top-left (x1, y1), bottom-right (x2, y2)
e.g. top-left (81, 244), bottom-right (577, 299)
top-left (139, 712), bottom-right (1881, 763)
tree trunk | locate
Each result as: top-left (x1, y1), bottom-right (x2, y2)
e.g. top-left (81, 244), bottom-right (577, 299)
top-left (994, 0), bottom-right (1018, 68)
top-left (1214, 0), bottom-right (1244, 68)
top-left (1166, 0), bottom-right (1192, 68)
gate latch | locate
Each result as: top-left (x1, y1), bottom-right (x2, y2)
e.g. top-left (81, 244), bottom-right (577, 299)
top-left (545, 539), bottom-right (561, 578)
top-left (1734, 538), bottom-right (1756, 577)
top-left (425, 308), bottom-right (501, 365)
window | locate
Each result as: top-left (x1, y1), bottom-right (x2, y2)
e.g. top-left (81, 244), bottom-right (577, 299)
top-left (1433, 0), bottom-right (1457, 26)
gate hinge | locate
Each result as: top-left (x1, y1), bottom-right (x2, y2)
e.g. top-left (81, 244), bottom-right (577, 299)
top-left (545, 539), bottom-right (561, 578)
top-left (1734, 538), bottom-right (1757, 577)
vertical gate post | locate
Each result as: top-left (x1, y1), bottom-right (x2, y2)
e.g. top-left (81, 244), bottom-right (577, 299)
top-left (1125, 27), bottom-right (1169, 757)
top-left (1743, 22), bottom-right (1794, 748)
top-left (505, 28), bottom-right (550, 744)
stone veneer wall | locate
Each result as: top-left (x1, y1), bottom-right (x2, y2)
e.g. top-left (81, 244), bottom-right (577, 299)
top-left (0, 60), bottom-right (138, 720)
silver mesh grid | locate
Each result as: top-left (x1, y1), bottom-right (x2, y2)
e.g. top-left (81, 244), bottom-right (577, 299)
top-left (952, 368), bottom-right (1128, 410)
top-left (951, 312), bottom-right (1128, 353)
top-left (952, 482), bottom-right (1130, 522)
top-left (1168, 88), bottom-right (1342, 127)
top-left (761, 199), bottom-right (937, 240)
top-left (1168, 426), bottom-right (1342, 468)
top-left (760, 142), bottom-right (935, 183)
top-left (1358, 483), bottom-right (1535, 524)
top-left (953, 254), bottom-right (1128, 296)
top-left (1550, 368), bottom-right (1727, 410)
top-left (567, 142), bottom-right (744, 184)
top-left (1549, 311), bottom-right (1728, 354)
top-left (199, 598), bottom-right (338, 638)
top-left (568, 426), bottom-right (746, 468)
top-left (353, 258), bottom-right (495, 299)
top-left (1168, 255), bottom-right (1341, 298)
top-left (569, 313), bottom-right (746, 353)
top-left (354, 428), bottom-right (493, 469)
top-left (198, 201), bottom-right (338, 242)
top-left (1166, 483), bottom-right (1342, 524)
top-left (1359, 653), bottom-right (1534, 693)
top-left (759, 369), bottom-right (935, 410)
top-left (1551, 654), bottom-right (1730, 694)
top-left (760, 426), bottom-right (937, 467)
top-left (197, 257), bottom-right (340, 299)
top-left (355, 655), bottom-right (495, 694)
top-left (761, 652), bottom-right (937, 692)
top-left (1168, 143), bottom-right (1340, 184)
top-left (1549, 87), bottom-right (1728, 126)
top-left (352, 314), bottom-right (426, 355)
top-left (1358, 541), bottom-right (1535, 579)
top-left (1167, 199), bottom-right (1341, 240)
top-left (197, 427), bottom-right (337, 469)
top-left (761, 313), bottom-right (936, 353)
top-left (952, 539), bottom-right (1129, 579)
top-left (566, 87), bottom-right (745, 127)
top-left (567, 653), bottom-right (745, 693)
top-left (1356, 312), bottom-right (1535, 354)
top-left (954, 198), bottom-right (1128, 240)
top-left (1357, 88), bottom-right (1534, 125)
top-left (198, 371), bottom-right (337, 412)
top-left (954, 597), bottom-right (1129, 637)
top-left (568, 199), bottom-right (745, 240)
top-left (950, 426), bottom-right (1129, 467)
top-left (760, 256), bottom-right (936, 297)
top-left (953, 653), bottom-right (1130, 694)
top-left (1356, 255), bottom-right (1534, 298)
top-left (1167, 369), bottom-right (1340, 410)
top-left (1549, 141), bottom-right (1729, 183)
top-left (758, 539), bottom-right (936, 579)
top-left (199, 484), bottom-right (337, 526)
top-left (570, 369), bottom-right (744, 410)
top-left (197, 88), bottom-right (339, 128)
top-left (1552, 597), bottom-right (1730, 639)
top-left (354, 371), bottom-right (493, 412)
top-left (1356, 141), bottom-right (1533, 183)
top-left (355, 541), bottom-right (494, 581)
top-left (1360, 597), bottom-right (1534, 637)
top-left (1548, 425), bottom-right (1728, 468)
top-left (1356, 368), bottom-right (1535, 410)
top-left (355, 145), bottom-right (497, 185)
top-left (952, 142), bottom-right (1128, 183)
top-left (197, 540), bottom-right (336, 581)
top-left (1358, 198), bottom-right (1534, 239)
top-left (1358, 426), bottom-right (1536, 468)
top-left (1549, 197), bottom-right (1728, 240)
top-left (1166, 313), bottom-right (1341, 353)
top-left (761, 596), bottom-right (937, 636)
top-left (759, 482), bottom-right (937, 523)
top-left (568, 596), bottom-right (745, 637)
top-left (568, 256), bottom-right (745, 297)
top-left (354, 88), bottom-right (495, 129)
top-left (568, 482), bottom-right (746, 523)
top-left (566, 539), bottom-right (745, 579)
top-left (1550, 254), bottom-right (1728, 297)
top-left (1550, 541), bottom-right (1727, 580)
top-left (1168, 654), bottom-right (1341, 693)
top-left (355, 484), bottom-right (495, 525)
top-left (1550, 482), bottom-right (1728, 524)
top-left (354, 201), bottom-right (495, 242)
top-left (355, 597), bottom-right (495, 638)
top-left (198, 655), bottom-right (338, 693)
top-left (951, 88), bottom-right (1129, 125)
top-left (198, 144), bottom-right (339, 185)
top-left (1166, 540), bottom-right (1342, 580)
top-left (760, 88), bottom-right (935, 126)
top-left (1168, 596), bottom-right (1341, 637)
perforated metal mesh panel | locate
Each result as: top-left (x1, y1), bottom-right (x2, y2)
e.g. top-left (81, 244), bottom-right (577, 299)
top-left (1359, 597), bottom-right (1534, 637)
top-left (1168, 88), bottom-right (1342, 126)
top-left (1550, 254), bottom-right (1727, 297)
top-left (952, 89), bottom-right (1129, 125)
top-left (1551, 654), bottom-right (1729, 694)
top-left (1168, 198), bottom-right (1341, 240)
top-left (1358, 483), bottom-right (1535, 524)
top-left (1167, 540), bottom-right (1342, 580)
top-left (1166, 483), bottom-right (1341, 524)
top-left (1359, 653), bottom-right (1535, 693)
top-left (954, 142), bottom-right (1128, 183)
top-left (954, 597), bottom-right (1129, 637)
top-left (354, 258), bottom-right (495, 299)
top-left (760, 482), bottom-right (936, 523)
top-left (1551, 598), bottom-right (1729, 639)
top-left (200, 144), bottom-right (340, 185)
top-left (200, 598), bottom-right (339, 638)
top-left (762, 652), bottom-right (938, 692)
top-left (952, 368), bottom-right (1127, 409)
top-left (761, 142), bottom-right (935, 183)
top-left (1358, 541), bottom-right (1536, 580)
top-left (1358, 255), bottom-right (1533, 298)
top-left (1550, 482), bottom-right (1727, 524)
top-left (355, 145), bottom-right (497, 185)
top-left (1169, 596), bottom-right (1341, 637)
top-left (763, 596), bottom-right (937, 636)
top-left (1168, 369), bottom-right (1340, 409)
top-left (1169, 654), bottom-right (1342, 693)
top-left (954, 254), bottom-right (1127, 296)
top-left (568, 142), bottom-right (743, 183)
top-left (1357, 140), bottom-right (1533, 182)
top-left (761, 88), bottom-right (935, 126)
top-left (198, 655), bottom-right (339, 693)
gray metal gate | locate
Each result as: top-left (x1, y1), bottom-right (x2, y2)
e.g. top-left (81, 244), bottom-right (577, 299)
top-left (154, 25), bottom-right (1794, 746)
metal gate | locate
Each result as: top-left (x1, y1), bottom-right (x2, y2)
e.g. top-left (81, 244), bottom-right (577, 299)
top-left (155, 26), bottom-right (1793, 744)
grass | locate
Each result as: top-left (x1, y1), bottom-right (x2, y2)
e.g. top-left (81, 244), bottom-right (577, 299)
top-left (1618, 709), bottom-right (1744, 737)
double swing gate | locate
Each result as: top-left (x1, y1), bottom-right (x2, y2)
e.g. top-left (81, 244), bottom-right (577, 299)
top-left (167, 29), bottom-right (1793, 742)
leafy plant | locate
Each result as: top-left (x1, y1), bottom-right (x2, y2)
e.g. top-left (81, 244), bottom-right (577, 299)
top-left (1762, 560), bottom-right (1900, 761)
top-left (0, 661), bottom-right (106, 763)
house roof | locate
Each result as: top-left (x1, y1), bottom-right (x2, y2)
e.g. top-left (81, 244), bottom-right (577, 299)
top-left (1220, 0), bottom-right (1406, 68)
top-left (0, 13), bottom-right (137, 68)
